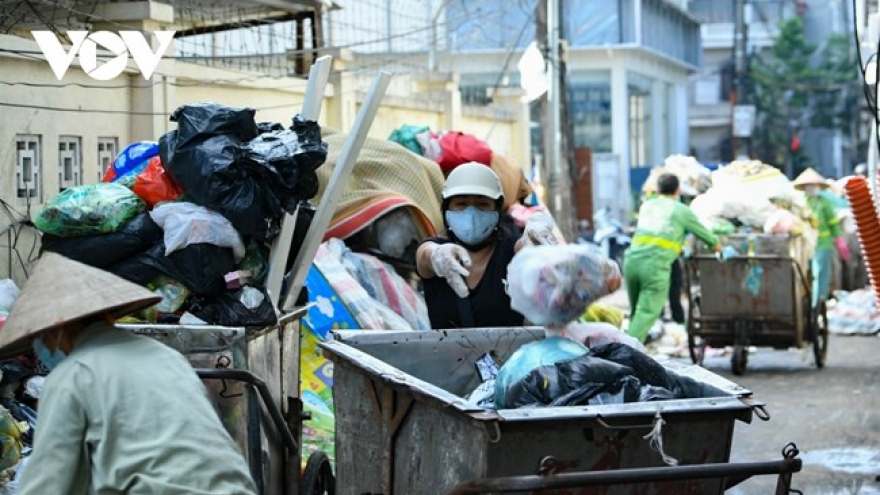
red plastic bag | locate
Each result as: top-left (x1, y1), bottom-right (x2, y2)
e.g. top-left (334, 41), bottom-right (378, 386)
top-left (436, 132), bottom-right (493, 173)
top-left (131, 156), bottom-right (183, 207)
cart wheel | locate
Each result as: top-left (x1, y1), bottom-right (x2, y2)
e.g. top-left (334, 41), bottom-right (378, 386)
top-left (812, 300), bottom-right (829, 369)
top-left (687, 332), bottom-right (706, 366)
top-left (300, 451), bottom-right (335, 495)
top-left (687, 297), bottom-right (705, 366)
top-left (731, 345), bottom-right (748, 376)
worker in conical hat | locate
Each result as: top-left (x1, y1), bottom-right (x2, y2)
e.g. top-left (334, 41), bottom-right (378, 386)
top-left (2, 253), bottom-right (257, 495)
top-left (793, 167), bottom-right (851, 307)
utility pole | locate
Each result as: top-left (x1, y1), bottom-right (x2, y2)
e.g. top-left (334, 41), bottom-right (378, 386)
top-left (731, 0), bottom-right (749, 159)
top-left (538, 0), bottom-right (576, 240)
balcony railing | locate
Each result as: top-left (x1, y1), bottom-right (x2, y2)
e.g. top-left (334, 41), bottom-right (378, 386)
top-left (689, 103), bottom-right (732, 125)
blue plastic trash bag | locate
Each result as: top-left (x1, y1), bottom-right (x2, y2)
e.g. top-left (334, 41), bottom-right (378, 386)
top-left (494, 337), bottom-right (588, 409)
top-left (105, 141), bottom-right (159, 184)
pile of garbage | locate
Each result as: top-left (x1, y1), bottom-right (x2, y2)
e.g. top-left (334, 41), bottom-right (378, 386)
top-left (35, 102), bottom-right (329, 327)
top-left (0, 280), bottom-right (42, 491)
top-left (642, 155), bottom-right (712, 197)
top-left (463, 243), bottom-right (723, 410)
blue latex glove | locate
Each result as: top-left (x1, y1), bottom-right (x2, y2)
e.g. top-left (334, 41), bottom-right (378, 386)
top-left (717, 246), bottom-right (738, 262)
top-left (682, 246), bottom-right (693, 259)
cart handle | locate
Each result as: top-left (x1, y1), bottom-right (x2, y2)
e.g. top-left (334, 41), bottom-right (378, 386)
top-left (441, 455), bottom-right (802, 495)
top-left (195, 368), bottom-right (298, 452)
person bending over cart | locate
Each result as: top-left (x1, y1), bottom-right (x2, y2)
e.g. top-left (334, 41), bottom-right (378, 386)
top-left (792, 168), bottom-right (851, 307)
top-left (0, 253), bottom-right (258, 495)
top-left (416, 162), bottom-right (557, 328)
top-left (624, 173), bottom-right (723, 343)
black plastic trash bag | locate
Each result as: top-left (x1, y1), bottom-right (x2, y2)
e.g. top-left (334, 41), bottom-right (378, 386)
top-left (105, 243), bottom-right (166, 286)
top-left (106, 242), bottom-right (235, 296)
top-left (159, 103), bottom-right (327, 241)
top-left (503, 343), bottom-right (728, 409)
top-left (188, 285), bottom-right (277, 327)
top-left (156, 243), bottom-right (235, 296)
top-left (238, 116), bottom-right (327, 209)
top-left (503, 354), bottom-right (642, 408)
top-left (158, 102), bottom-right (271, 239)
top-left (589, 343), bottom-right (726, 399)
top-left (40, 213), bottom-right (163, 268)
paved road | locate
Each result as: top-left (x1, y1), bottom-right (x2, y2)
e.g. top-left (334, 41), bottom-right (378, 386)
top-left (701, 334), bottom-right (880, 494)
top-left (595, 288), bottom-right (880, 493)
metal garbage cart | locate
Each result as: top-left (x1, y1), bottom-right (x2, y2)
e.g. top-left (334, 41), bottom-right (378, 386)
top-left (119, 306), bottom-right (335, 495)
top-left (320, 327), bottom-right (801, 495)
top-left (686, 233), bottom-right (828, 375)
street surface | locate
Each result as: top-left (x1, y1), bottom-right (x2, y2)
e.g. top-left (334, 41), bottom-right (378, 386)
top-left (717, 335), bottom-right (880, 495)
top-left (596, 289), bottom-right (880, 494)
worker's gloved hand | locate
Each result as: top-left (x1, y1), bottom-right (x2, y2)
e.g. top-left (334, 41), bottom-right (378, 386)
top-left (717, 245), bottom-right (738, 262)
top-left (430, 243), bottom-right (472, 298)
top-left (523, 211), bottom-right (559, 246)
top-left (835, 237), bottom-right (851, 262)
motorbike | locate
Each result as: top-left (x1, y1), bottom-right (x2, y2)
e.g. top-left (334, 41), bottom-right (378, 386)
top-left (579, 207), bottom-right (631, 269)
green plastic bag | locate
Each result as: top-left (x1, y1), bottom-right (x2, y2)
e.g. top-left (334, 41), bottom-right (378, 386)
top-left (34, 183), bottom-right (145, 237)
top-left (388, 124), bottom-right (430, 155)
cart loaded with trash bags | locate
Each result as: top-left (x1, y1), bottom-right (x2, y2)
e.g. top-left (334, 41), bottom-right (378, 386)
top-left (304, 245), bottom-right (802, 495)
top-left (686, 232), bottom-right (828, 375)
top-left (16, 56), bottom-right (390, 495)
top-left (318, 326), bottom-right (803, 495)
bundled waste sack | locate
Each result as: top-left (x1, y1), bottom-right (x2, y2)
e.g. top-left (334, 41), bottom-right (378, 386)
top-left (506, 244), bottom-right (622, 326)
top-left (102, 141), bottom-right (159, 184)
top-left (187, 285), bottom-right (277, 327)
top-left (33, 183), bottom-right (145, 237)
top-left (105, 242), bottom-right (235, 296)
top-left (493, 337), bottom-right (589, 409)
top-left (314, 131), bottom-right (445, 242)
top-left (550, 321), bottom-right (645, 351)
top-left (0, 281), bottom-right (20, 331)
top-left (436, 131), bottom-right (493, 173)
top-left (159, 102), bottom-right (327, 241)
top-left (662, 155), bottom-right (712, 195)
top-left (40, 213), bottom-right (163, 268)
top-left (497, 343), bottom-right (727, 409)
top-left (388, 124), bottom-right (431, 155)
top-left (102, 142), bottom-right (183, 208)
top-left (149, 202), bottom-right (246, 262)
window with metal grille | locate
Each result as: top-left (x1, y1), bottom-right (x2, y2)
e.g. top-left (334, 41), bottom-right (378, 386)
top-left (58, 136), bottom-right (83, 191)
top-left (15, 135), bottom-right (42, 202)
top-left (97, 137), bottom-right (118, 182)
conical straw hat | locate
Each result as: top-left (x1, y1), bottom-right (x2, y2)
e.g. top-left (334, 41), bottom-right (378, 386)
top-left (0, 253), bottom-right (160, 357)
top-left (792, 168), bottom-right (829, 189)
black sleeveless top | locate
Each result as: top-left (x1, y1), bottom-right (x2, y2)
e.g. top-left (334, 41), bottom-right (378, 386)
top-left (421, 234), bottom-right (525, 329)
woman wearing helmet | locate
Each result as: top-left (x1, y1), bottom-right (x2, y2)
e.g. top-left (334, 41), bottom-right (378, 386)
top-left (416, 162), bottom-right (557, 329)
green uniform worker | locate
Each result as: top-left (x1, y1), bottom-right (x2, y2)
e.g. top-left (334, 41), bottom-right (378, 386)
top-left (624, 173), bottom-right (722, 342)
top-left (793, 168), bottom-right (851, 307)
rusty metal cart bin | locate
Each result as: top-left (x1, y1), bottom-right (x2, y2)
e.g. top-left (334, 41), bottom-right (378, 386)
top-left (118, 306), bottom-right (319, 495)
top-left (320, 327), bottom-right (781, 495)
top-left (687, 233), bottom-right (828, 375)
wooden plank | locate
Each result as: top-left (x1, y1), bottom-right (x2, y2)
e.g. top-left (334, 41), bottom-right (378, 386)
top-left (266, 55), bottom-right (333, 309)
top-left (282, 71), bottom-right (393, 311)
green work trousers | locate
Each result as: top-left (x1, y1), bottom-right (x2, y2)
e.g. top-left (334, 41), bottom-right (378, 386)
top-left (811, 246), bottom-right (833, 307)
top-left (624, 254), bottom-right (673, 343)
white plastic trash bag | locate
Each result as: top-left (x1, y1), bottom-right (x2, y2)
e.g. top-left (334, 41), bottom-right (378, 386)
top-left (0, 280), bottom-right (19, 313)
top-left (150, 202), bottom-right (246, 262)
top-left (506, 244), bottom-right (621, 326)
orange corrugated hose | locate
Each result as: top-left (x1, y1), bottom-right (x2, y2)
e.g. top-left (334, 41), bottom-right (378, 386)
top-left (844, 176), bottom-right (880, 304)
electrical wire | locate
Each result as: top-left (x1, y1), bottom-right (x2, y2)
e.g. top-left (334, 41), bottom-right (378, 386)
top-left (852, 0), bottom-right (880, 147)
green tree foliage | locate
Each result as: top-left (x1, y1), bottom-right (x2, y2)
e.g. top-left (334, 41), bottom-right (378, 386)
top-left (749, 17), bottom-right (858, 170)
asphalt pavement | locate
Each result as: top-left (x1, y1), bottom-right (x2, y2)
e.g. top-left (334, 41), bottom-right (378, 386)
top-left (714, 334), bottom-right (880, 495)
top-left (595, 289), bottom-right (880, 494)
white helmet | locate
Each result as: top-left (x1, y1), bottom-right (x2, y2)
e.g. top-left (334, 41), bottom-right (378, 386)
top-left (442, 162), bottom-right (504, 201)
